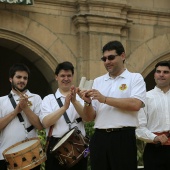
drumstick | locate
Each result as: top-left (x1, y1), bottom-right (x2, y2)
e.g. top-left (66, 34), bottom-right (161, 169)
top-left (15, 88), bottom-right (33, 106)
top-left (15, 88), bottom-right (28, 99)
top-left (16, 96), bottom-right (33, 101)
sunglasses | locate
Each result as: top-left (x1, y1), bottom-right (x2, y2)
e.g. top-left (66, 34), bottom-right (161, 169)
top-left (101, 55), bottom-right (118, 62)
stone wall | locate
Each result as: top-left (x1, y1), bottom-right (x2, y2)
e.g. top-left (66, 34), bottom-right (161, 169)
top-left (0, 0), bottom-right (170, 93)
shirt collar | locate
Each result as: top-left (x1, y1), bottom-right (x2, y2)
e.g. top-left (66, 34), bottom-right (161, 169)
top-left (104, 69), bottom-right (128, 81)
top-left (55, 89), bottom-right (66, 99)
top-left (154, 86), bottom-right (170, 94)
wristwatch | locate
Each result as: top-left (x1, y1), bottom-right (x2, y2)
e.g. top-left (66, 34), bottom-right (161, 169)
top-left (84, 101), bottom-right (91, 106)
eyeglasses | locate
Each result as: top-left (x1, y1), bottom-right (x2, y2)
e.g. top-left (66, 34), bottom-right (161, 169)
top-left (101, 55), bottom-right (118, 62)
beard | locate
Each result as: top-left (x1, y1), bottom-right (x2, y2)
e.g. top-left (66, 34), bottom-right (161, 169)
top-left (11, 81), bottom-right (27, 92)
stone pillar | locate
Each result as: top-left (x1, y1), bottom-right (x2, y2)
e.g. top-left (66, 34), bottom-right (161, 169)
top-left (73, 0), bottom-right (132, 81)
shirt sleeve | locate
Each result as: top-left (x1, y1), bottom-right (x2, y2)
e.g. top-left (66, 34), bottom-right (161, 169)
top-left (39, 95), bottom-right (53, 123)
top-left (136, 107), bottom-right (157, 143)
top-left (131, 73), bottom-right (146, 106)
top-left (32, 95), bottom-right (42, 116)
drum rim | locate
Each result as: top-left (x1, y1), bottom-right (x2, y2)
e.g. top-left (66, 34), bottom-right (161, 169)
top-left (2, 137), bottom-right (40, 155)
top-left (8, 154), bottom-right (47, 170)
top-left (2, 137), bottom-right (47, 170)
top-left (52, 128), bottom-right (76, 151)
top-left (50, 127), bottom-right (88, 168)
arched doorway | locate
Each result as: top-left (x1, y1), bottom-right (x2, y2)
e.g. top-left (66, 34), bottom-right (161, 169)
top-left (126, 34), bottom-right (170, 92)
top-left (144, 69), bottom-right (155, 91)
top-left (0, 39), bottom-right (55, 98)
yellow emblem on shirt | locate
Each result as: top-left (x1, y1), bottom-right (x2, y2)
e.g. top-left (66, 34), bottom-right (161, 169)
top-left (119, 84), bottom-right (127, 91)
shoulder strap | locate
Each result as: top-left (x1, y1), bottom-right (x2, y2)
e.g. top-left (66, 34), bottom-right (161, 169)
top-left (54, 94), bottom-right (82, 124)
top-left (53, 95), bottom-right (71, 124)
top-left (8, 93), bottom-right (34, 132)
top-left (45, 124), bottom-right (54, 152)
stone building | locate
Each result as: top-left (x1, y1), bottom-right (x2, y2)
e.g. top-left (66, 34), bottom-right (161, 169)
top-left (0, 0), bottom-right (170, 97)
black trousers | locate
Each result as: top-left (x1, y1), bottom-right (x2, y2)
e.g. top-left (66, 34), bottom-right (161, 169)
top-left (90, 128), bottom-right (137, 170)
top-left (143, 143), bottom-right (170, 170)
top-left (45, 136), bottom-right (88, 170)
top-left (0, 160), bottom-right (40, 170)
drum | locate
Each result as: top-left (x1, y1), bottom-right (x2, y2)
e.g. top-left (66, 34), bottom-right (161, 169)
top-left (2, 137), bottom-right (46, 170)
top-left (51, 128), bottom-right (89, 168)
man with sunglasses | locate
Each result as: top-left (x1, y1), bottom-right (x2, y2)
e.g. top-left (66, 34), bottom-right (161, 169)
top-left (79, 40), bottom-right (146, 170)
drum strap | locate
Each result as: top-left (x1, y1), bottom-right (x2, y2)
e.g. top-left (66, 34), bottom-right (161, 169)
top-left (45, 95), bottom-right (82, 151)
top-left (8, 93), bottom-right (34, 133)
top-left (45, 124), bottom-right (54, 152)
top-left (56, 98), bottom-right (71, 124)
top-left (54, 95), bottom-right (82, 129)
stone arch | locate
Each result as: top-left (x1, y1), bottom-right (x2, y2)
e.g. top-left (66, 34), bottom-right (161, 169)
top-left (126, 33), bottom-right (170, 90)
top-left (0, 10), bottom-right (78, 94)
top-left (0, 30), bottom-right (58, 94)
top-left (126, 33), bottom-right (170, 77)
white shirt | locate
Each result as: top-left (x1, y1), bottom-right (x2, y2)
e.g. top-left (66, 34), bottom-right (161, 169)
top-left (39, 89), bottom-right (85, 138)
top-left (136, 86), bottom-right (170, 143)
top-left (92, 69), bottom-right (146, 129)
top-left (0, 90), bottom-right (42, 160)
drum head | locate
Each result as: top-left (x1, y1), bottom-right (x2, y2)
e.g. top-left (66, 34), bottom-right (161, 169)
top-left (52, 128), bottom-right (75, 151)
top-left (5, 139), bottom-right (38, 154)
top-left (3, 138), bottom-right (46, 170)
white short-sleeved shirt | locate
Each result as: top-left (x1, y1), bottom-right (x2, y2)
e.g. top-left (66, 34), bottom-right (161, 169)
top-left (136, 87), bottom-right (170, 143)
top-left (92, 69), bottom-right (146, 129)
top-left (39, 89), bottom-right (85, 138)
top-left (0, 90), bottom-right (42, 160)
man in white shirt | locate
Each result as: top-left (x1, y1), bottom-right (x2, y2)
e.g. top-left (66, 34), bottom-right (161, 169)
top-left (39, 61), bottom-right (87, 170)
top-left (79, 40), bottom-right (146, 170)
top-left (136, 61), bottom-right (170, 170)
top-left (0, 63), bottom-right (43, 170)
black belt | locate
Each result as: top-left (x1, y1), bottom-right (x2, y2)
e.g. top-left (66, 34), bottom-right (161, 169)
top-left (95, 127), bottom-right (136, 133)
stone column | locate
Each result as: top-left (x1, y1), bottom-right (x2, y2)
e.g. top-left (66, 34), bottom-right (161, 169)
top-left (72, 0), bottom-right (132, 82)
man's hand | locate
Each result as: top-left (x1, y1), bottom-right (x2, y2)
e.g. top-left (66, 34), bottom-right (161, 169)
top-left (15, 103), bottom-right (22, 114)
top-left (79, 89), bottom-right (92, 103)
top-left (80, 89), bottom-right (105, 104)
top-left (19, 95), bottom-right (29, 110)
top-left (88, 89), bottom-right (106, 103)
top-left (63, 93), bottom-right (71, 110)
top-left (70, 85), bottom-right (76, 103)
top-left (154, 134), bottom-right (169, 145)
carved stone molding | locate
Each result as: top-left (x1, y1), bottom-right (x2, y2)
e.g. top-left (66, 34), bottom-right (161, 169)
top-left (72, 0), bottom-right (132, 36)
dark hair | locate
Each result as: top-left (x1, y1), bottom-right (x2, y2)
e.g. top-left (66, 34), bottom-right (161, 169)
top-left (154, 61), bottom-right (170, 72)
top-left (55, 61), bottom-right (74, 75)
top-left (9, 63), bottom-right (30, 78)
top-left (102, 40), bottom-right (125, 55)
